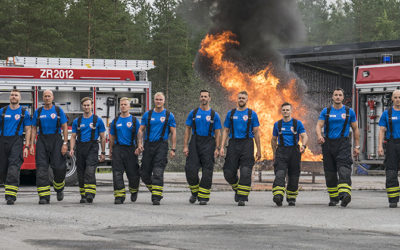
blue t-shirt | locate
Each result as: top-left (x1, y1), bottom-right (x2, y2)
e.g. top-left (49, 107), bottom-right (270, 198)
top-left (32, 106), bottom-right (68, 135)
top-left (379, 107), bottom-right (400, 139)
top-left (223, 108), bottom-right (260, 139)
top-left (110, 115), bottom-right (140, 146)
top-left (141, 109), bottom-right (176, 142)
top-left (72, 115), bottom-right (106, 142)
top-left (0, 106), bottom-right (31, 136)
top-left (318, 105), bottom-right (356, 139)
top-left (273, 119), bottom-right (306, 146)
top-left (185, 108), bottom-right (222, 137)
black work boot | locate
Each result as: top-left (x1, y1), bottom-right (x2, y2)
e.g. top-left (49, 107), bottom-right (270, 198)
top-left (340, 194), bottom-right (351, 207)
top-left (189, 195), bottom-right (197, 204)
top-left (329, 198), bottom-right (339, 206)
top-left (288, 201), bottom-right (296, 206)
top-left (39, 198), bottom-right (50, 205)
top-left (389, 203), bottom-right (398, 208)
top-left (56, 191), bottom-right (64, 201)
top-left (6, 197), bottom-right (15, 205)
top-left (273, 194), bottom-right (283, 207)
top-left (80, 196), bottom-right (87, 203)
top-left (131, 192), bottom-right (138, 202)
top-left (86, 193), bottom-right (94, 203)
top-left (199, 200), bottom-right (207, 205)
top-left (152, 199), bottom-right (160, 205)
top-left (238, 200), bottom-right (245, 206)
top-left (114, 197), bottom-right (125, 205)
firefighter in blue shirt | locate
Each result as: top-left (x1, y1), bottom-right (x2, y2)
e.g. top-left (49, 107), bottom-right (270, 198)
top-left (271, 102), bottom-right (308, 207)
top-left (378, 90), bottom-right (400, 208)
top-left (183, 90), bottom-right (222, 205)
top-left (137, 92), bottom-right (177, 205)
top-left (69, 97), bottom-right (106, 204)
top-left (220, 91), bottom-right (261, 206)
top-left (30, 90), bottom-right (69, 204)
top-left (109, 97), bottom-right (141, 205)
top-left (0, 90), bottom-right (31, 205)
top-left (316, 88), bottom-right (360, 207)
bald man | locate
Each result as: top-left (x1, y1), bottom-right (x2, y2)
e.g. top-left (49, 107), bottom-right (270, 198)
top-left (378, 90), bottom-right (400, 208)
top-left (30, 90), bottom-right (69, 204)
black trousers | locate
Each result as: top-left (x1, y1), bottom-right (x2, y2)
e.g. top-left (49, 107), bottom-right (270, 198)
top-left (273, 145), bottom-right (301, 202)
top-left (185, 135), bottom-right (216, 201)
top-left (223, 138), bottom-right (255, 201)
top-left (384, 139), bottom-right (400, 203)
top-left (76, 142), bottom-right (99, 198)
top-left (0, 136), bottom-right (24, 201)
top-left (322, 137), bottom-right (352, 201)
top-left (141, 141), bottom-right (168, 201)
top-left (112, 144), bottom-right (140, 199)
top-left (36, 134), bottom-right (66, 199)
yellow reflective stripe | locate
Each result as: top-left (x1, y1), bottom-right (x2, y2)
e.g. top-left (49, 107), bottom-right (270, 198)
top-left (79, 188), bottom-right (85, 191)
top-left (5, 191), bottom-right (17, 196)
top-left (85, 189), bottom-right (96, 194)
top-left (152, 185), bottom-right (163, 190)
top-left (273, 191), bottom-right (285, 196)
top-left (237, 190), bottom-right (250, 196)
top-left (114, 193), bottom-right (126, 197)
top-left (272, 186), bottom-right (285, 191)
top-left (329, 193), bottom-right (339, 197)
top-left (338, 189), bottom-right (352, 195)
top-left (37, 186), bottom-right (51, 191)
top-left (197, 193), bottom-right (210, 198)
top-left (388, 193), bottom-right (400, 198)
top-left (286, 195), bottom-right (297, 199)
top-left (327, 188), bottom-right (338, 192)
top-left (4, 185), bottom-right (19, 191)
top-left (39, 192), bottom-right (51, 196)
top-left (53, 181), bottom-right (65, 188)
top-left (189, 184), bottom-right (199, 188)
top-left (84, 184), bottom-right (96, 188)
top-left (152, 191), bottom-right (163, 196)
top-left (337, 183), bottom-right (351, 189)
top-left (386, 187), bottom-right (400, 192)
top-left (198, 187), bottom-right (211, 193)
top-left (286, 190), bottom-right (299, 195)
top-left (237, 185), bottom-right (251, 190)
top-left (129, 188), bottom-right (138, 193)
top-left (114, 189), bottom-right (125, 195)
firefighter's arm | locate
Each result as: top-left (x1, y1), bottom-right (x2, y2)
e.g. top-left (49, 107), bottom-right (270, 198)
top-left (61, 123), bottom-right (68, 155)
top-left (183, 126), bottom-right (191, 157)
top-left (350, 121), bottom-right (360, 157)
top-left (300, 132), bottom-right (308, 153)
top-left (378, 126), bottom-right (386, 157)
top-left (214, 129), bottom-right (221, 158)
top-left (99, 132), bottom-right (106, 162)
top-left (169, 126), bottom-right (176, 158)
top-left (137, 125), bottom-right (145, 152)
top-left (253, 126), bottom-right (261, 161)
top-left (30, 126), bottom-right (37, 155)
top-left (271, 136), bottom-right (278, 155)
top-left (69, 132), bottom-right (77, 157)
top-left (220, 127), bottom-right (229, 157)
top-left (109, 135), bottom-right (115, 159)
top-left (23, 125), bottom-right (31, 158)
top-left (316, 120), bottom-right (325, 144)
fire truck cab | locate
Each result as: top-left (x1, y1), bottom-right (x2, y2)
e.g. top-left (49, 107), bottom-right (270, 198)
top-left (0, 56), bottom-right (154, 185)
top-left (354, 62), bottom-right (400, 172)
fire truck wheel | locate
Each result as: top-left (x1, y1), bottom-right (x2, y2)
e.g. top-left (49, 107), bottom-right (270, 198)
top-left (48, 154), bottom-right (78, 186)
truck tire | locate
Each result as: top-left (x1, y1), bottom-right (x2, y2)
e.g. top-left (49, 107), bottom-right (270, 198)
top-left (48, 154), bottom-right (78, 186)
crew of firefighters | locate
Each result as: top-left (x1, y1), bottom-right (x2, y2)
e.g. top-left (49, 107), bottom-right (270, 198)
top-left (1, 88), bottom-right (400, 208)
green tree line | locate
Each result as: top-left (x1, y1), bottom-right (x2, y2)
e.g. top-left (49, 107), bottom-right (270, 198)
top-left (0, 0), bottom-right (399, 170)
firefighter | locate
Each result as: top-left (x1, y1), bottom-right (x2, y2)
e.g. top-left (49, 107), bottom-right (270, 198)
top-left (137, 92), bottom-right (176, 205)
top-left (316, 88), bottom-right (360, 207)
top-left (109, 97), bottom-right (141, 205)
top-left (0, 90), bottom-right (31, 205)
top-left (183, 90), bottom-right (222, 205)
top-left (271, 102), bottom-right (308, 207)
top-left (378, 90), bottom-right (400, 208)
top-left (69, 97), bottom-right (106, 204)
top-left (220, 91), bottom-right (261, 206)
top-left (30, 89), bottom-right (69, 204)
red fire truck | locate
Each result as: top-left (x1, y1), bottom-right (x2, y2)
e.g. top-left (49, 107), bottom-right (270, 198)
top-left (354, 62), bottom-right (400, 173)
top-left (0, 56), bottom-right (155, 184)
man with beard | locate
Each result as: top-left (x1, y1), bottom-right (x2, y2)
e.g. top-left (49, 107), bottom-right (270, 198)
top-left (137, 92), bottom-right (176, 205)
top-left (69, 97), bottom-right (106, 204)
top-left (271, 102), bottom-right (308, 207)
top-left (378, 90), bottom-right (400, 208)
top-left (30, 89), bottom-right (69, 204)
top-left (220, 91), bottom-right (261, 206)
top-left (316, 88), bottom-right (360, 207)
top-left (183, 90), bottom-right (222, 205)
top-left (0, 89), bottom-right (31, 205)
top-left (109, 97), bottom-right (141, 205)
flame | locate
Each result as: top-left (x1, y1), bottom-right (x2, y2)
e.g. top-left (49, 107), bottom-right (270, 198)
top-left (200, 31), bottom-right (322, 161)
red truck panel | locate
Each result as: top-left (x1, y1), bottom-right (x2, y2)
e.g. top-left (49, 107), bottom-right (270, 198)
top-left (356, 64), bottom-right (400, 84)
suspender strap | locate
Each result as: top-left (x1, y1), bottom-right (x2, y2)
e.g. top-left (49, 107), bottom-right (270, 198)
top-left (324, 107), bottom-right (331, 139)
top-left (91, 115), bottom-right (98, 142)
top-left (246, 108), bottom-right (252, 139)
top-left (230, 109), bottom-right (236, 139)
top-left (292, 118), bottom-right (298, 145)
top-left (55, 106), bottom-right (61, 134)
top-left (1, 106), bottom-right (8, 136)
top-left (388, 107), bottom-right (393, 140)
top-left (340, 106), bottom-right (350, 138)
top-left (131, 116), bottom-right (137, 146)
top-left (37, 107), bottom-right (43, 135)
top-left (77, 115), bottom-right (83, 142)
top-left (192, 108), bottom-right (199, 135)
top-left (146, 110), bottom-right (153, 141)
top-left (15, 108), bottom-right (26, 136)
top-left (208, 109), bottom-right (215, 137)
top-left (113, 115), bottom-right (119, 144)
top-left (278, 119), bottom-right (284, 146)
top-left (159, 110), bottom-right (170, 141)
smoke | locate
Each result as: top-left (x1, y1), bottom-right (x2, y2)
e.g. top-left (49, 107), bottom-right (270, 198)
top-left (189, 0), bottom-right (320, 152)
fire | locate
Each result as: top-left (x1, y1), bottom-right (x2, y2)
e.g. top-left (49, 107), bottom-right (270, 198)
top-left (200, 31), bottom-right (322, 161)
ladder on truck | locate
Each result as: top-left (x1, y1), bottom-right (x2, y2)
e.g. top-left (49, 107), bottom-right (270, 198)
top-left (6, 56), bottom-right (156, 81)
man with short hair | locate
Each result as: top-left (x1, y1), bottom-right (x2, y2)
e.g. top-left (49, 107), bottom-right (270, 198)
top-left (69, 97), bottom-right (106, 204)
top-left (30, 89), bottom-right (69, 204)
top-left (378, 90), bottom-right (400, 208)
top-left (271, 102), bottom-right (308, 207)
top-left (183, 90), bottom-right (222, 205)
top-left (0, 90), bottom-right (31, 205)
top-left (220, 91), bottom-right (261, 206)
top-left (316, 88), bottom-right (360, 207)
top-left (109, 97), bottom-right (141, 205)
top-left (137, 92), bottom-right (176, 205)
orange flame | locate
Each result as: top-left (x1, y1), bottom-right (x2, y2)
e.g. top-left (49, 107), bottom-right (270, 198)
top-left (200, 31), bottom-right (322, 161)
